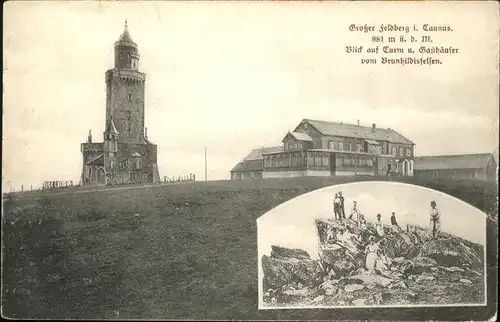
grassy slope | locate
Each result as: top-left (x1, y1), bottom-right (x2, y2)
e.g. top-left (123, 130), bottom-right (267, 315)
top-left (2, 176), bottom-right (498, 320)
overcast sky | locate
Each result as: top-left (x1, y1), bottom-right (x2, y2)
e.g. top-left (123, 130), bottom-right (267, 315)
top-left (3, 1), bottom-right (499, 190)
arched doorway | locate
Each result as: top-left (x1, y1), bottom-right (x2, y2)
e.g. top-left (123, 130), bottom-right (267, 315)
top-left (403, 159), bottom-right (409, 176)
top-left (97, 168), bottom-right (106, 185)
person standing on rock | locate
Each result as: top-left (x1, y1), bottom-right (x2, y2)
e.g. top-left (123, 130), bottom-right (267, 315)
top-left (333, 193), bottom-right (341, 220)
top-left (390, 212), bottom-right (400, 232)
top-left (358, 214), bottom-right (369, 242)
top-left (365, 236), bottom-right (379, 272)
top-left (359, 214), bottom-right (367, 228)
top-left (349, 201), bottom-right (361, 223)
top-left (375, 213), bottom-right (385, 239)
top-left (429, 200), bottom-right (441, 239)
top-left (339, 191), bottom-right (346, 219)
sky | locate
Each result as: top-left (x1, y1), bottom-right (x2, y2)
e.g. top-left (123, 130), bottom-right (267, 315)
top-left (3, 1), bottom-right (499, 190)
top-left (257, 181), bottom-right (487, 261)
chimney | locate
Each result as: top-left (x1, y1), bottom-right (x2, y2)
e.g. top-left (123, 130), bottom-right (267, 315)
top-left (372, 123), bottom-right (376, 131)
top-left (357, 119), bottom-right (360, 126)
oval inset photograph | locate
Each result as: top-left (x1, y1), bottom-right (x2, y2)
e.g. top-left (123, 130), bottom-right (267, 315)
top-left (257, 181), bottom-right (486, 309)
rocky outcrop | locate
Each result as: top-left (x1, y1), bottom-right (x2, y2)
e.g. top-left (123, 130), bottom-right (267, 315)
top-left (402, 256), bottom-right (437, 275)
top-left (320, 248), bottom-right (359, 277)
top-left (418, 238), bottom-right (482, 268)
top-left (382, 230), bottom-right (422, 258)
top-left (262, 217), bottom-right (485, 308)
top-left (270, 245), bottom-right (311, 260)
top-left (262, 251), bottom-right (323, 290)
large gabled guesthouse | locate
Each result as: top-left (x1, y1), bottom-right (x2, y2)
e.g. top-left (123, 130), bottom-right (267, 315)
top-left (231, 118), bottom-right (415, 179)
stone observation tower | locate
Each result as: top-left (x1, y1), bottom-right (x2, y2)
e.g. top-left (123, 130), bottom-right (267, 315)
top-left (80, 20), bottom-right (160, 186)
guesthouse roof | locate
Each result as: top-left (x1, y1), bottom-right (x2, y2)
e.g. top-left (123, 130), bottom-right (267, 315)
top-left (297, 119), bottom-right (414, 145)
top-left (283, 131), bottom-right (314, 142)
top-left (231, 146), bottom-right (283, 173)
top-left (230, 160), bottom-right (264, 173)
top-left (243, 146), bottom-right (284, 161)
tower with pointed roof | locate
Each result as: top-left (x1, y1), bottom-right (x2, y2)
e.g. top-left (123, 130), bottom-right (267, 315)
top-left (105, 20), bottom-right (146, 144)
top-left (80, 21), bottom-right (160, 186)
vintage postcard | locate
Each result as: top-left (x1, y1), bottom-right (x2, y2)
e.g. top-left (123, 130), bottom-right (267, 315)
top-left (2, 1), bottom-right (498, 320)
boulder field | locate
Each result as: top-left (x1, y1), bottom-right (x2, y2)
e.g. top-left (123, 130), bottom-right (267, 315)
top-left (262, 219), bottom-right (484, 307)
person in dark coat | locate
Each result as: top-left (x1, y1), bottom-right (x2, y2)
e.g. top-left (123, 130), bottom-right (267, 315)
top-left (338, 191), bottom-right (346, 219)
top-left (390, 212), bottom-right (400, 232)
top-left (333, 193), bottom-right (341, 220)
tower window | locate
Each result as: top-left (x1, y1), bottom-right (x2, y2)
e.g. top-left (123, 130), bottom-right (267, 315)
top-left (135, 158), bottom-right (142, 170)
top-left (128, 94), bottom-right (132, 102)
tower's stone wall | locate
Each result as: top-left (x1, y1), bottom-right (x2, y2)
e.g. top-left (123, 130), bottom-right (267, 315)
top-left (105, 70), bottom-right (146, 144)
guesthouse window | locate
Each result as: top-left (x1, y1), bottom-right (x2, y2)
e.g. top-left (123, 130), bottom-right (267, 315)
top-left (128, 94), bottom-right (132, 102)
top-left (339, 142), bottom-right (344, 151)
top-left (348, 144), bottom-right (353, 151)
top-left (356, 144), bottom-right (361, 152)
top-left (406, 148), bottom-right (411, 157)
top-left (399, 147), bottom-right (403, 156)
top-left (392, 147), bottom-right (396, 156)
top-left (328, 141), bottom-right (335, 150)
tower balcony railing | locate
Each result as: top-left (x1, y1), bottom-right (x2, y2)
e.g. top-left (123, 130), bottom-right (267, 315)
top-left (81, 143), bottom-right (103, 152)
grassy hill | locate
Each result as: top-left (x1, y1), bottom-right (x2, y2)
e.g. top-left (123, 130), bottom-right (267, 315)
top-left (2, 176), bottom-right (498, 320)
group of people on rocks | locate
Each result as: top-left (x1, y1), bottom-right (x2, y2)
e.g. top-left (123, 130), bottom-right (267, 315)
top-left (333, 191), bottom-right (363, 222)
top-left (329, 191), bottom-right (443, 274)
top-left (332, 192), bottom-right (442, 238)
